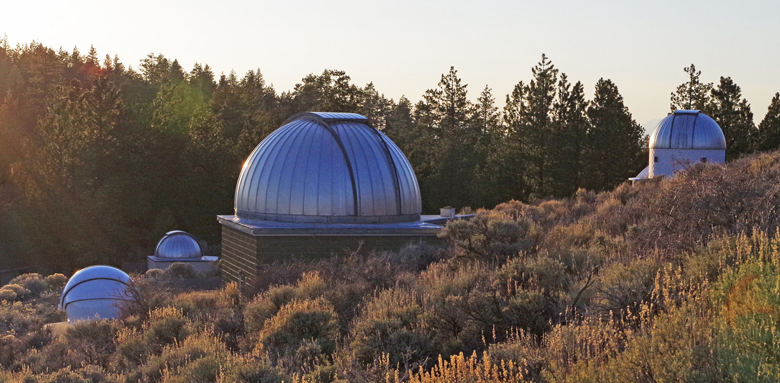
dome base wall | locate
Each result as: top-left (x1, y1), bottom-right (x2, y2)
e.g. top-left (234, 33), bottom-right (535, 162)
top-left (218, 215), bottom-right (445, 288)
top-left (649, 148), bottom-right (725, 178)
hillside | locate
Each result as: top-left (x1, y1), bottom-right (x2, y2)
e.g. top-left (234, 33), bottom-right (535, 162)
top-left (1, 151), bottom-right (780, 382)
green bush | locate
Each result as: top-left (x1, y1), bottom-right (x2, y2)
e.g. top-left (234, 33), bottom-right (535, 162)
top-left (166, 263), bottom-right (198, 279)
top-left (349, 288), bottom-right (433, 369)
top-left (590, 257), bottom-right (662, 319)
top-left (63, 320), bottom-right (118, 368)
top-left (243, 272), bottom-right (326, 336)
top-left (0, 285), bottom-right (29, 300)
top-left (258, 298), bottom-right (339, 360)
top-left (140, 332), bottom-right (229, 383)
top-left (9, 274), bottom-right (48, 297)
top-left (439, 210), bottom-right (535, 261)
top-left (0, 290), bottom-right (16, 302)
top-left (44, 273), bottom-right (68, 290)
top-left (218, 355), bottom-right (286, 383)
top-left (144, 269), bottom-right (165, 279)
top-left (144, 307), bottom-right (190, 353)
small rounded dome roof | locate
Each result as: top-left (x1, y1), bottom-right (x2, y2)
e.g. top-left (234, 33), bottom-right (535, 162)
top-left (155, 230), bottom-right (203, 259)
top-left (234, 112), bottom-right (422, 224)
top-left (59, 266), bottom-right (132, 316)
top-left (649, 110), bottom-right (726, 150)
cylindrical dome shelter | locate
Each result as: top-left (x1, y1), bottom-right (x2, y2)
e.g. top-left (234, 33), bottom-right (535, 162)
top-left (155, 230), bottom-right (203, 259)
top-left (147, 230), bottom-right (218, 273)
top-left (59, 266), bottom-right (133, 323)
top-left (647, 110), bottom-right (726, 178)
top-left (218, 112), bottom-right (452, 286)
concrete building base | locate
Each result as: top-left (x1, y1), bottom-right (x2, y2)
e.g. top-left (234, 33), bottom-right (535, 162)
top-left (217, 215), bottom-right (450, 286)
top-left (147, 256), bottom-right (219, 275)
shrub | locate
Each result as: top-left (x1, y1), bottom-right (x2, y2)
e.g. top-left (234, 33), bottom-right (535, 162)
top-left (243, 272), bottom-right (326, 337)
top-left (166, 263), bottom-right (198, 279)
top-left (172, 290), bottom-right (231, 319)
top-left (350, 288), bottom-right (433, 371)
top-left (9, 274), bottom-right (48, 297)
top-left (218, 354), bottom-right (287, 383)
top-left (112, 327), bottom-right (148, 371)
top-left (499, 256), bottom-right (570, 295)
top-left (63, 320), bottom-right (118, 368)
top-left (0, 290), bottom-right (16, 303)
top-left (390, 242), bottom-right (445, 272)
top-left (141, 332), bottom-right (230, 383)
top-left (258, 298), bottom-right (339, 360)
top-left (144, 307), bottom-right (190, 353)
top-left (117, 278), bottom-right (173, 321)
top-left (590, 257), bottom-right (662, 320)
top-left (144, 269), bottom-right (165, 279)
top-left (0, 285), bottom-right (30, 300)
top-left (439, 210), bottom-right (535, 262)
top-left (44, 273), bottom-right (68, 290)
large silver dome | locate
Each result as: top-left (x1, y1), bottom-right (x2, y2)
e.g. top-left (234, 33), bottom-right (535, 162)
top-left (649, 110), bottom-right (726, 150)
top-left (155, 230), bottom-right (203, 259)
top-left (234, 112), bottom-right (422, 224)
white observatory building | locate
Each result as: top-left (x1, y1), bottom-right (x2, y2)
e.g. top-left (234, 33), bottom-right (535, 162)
top-left (632, 110), bottom-right (726, 181)
top-left (147, 230), bottom-right (218, 273)
top-left (59, 266), bottom-right (133, 323)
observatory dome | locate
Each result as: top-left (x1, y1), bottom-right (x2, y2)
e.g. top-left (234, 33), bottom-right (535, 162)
top-left (649, 110), bottom-right (726, 150)
top-left (155, 230), bottom-right (203, 259)
top-left (59, 266), bottom-right (133, 323)
top-left (234, 112), bottom-right (422, 224)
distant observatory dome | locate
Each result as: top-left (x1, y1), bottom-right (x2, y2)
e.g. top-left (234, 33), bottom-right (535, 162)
top-left (649, 110), bottom-right (726, 150)
top-left (234, 112), bottom-right (421, 224)
top-left (59, 266), bottom-right (133, 323)
top-left (155, 230), bottom-right (203, 259)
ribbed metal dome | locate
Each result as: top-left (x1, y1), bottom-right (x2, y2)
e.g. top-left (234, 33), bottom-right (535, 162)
top-left (59, 266), bottom-right (133, 322)
top-left (234, 112), bottom-right (422, 224)
top-left (649, 110), bottom-right (726, 150)
top-left (155, 230), bottom-right (203, 259)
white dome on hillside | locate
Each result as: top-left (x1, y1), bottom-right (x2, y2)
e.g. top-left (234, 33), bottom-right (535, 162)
top-left (155, 230), bottom-right (202, 259)
top-left (59, 266), bottom-right (133, 323)
top-left (649, 110), bottom-right (726, 150)
top-left (632, 110), bottom-right (727, 180)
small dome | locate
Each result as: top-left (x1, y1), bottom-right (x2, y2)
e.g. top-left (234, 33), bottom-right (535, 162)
top-left (59, 266), bottom-right (132, 323)
top-left (155, 230), bottom-right (203, 259)
top-left (649, 110), bottom-right (726, 150)
top-left (234, 112), bottom-right (422, 224)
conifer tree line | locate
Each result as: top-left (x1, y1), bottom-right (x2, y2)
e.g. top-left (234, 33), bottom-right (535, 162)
top-left (0, 40), bottom-right (779, 270)
top-left (670, 64), bottom-right (780, 160)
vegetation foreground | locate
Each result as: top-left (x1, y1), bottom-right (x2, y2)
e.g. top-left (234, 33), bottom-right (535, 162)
top-left (0, 151), bottom-right (779, 382)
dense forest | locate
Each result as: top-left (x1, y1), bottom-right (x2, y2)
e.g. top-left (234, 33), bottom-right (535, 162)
top-left (1, 39), bottom-right (779, 273)
top-left (2, 148), bottom-right (780, 382)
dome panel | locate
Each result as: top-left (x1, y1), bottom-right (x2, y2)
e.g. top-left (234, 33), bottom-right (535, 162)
top-left (384, 136), bottom-right (422, 214)
top-left (649, 110), bottom-right (726, 150)
top-left (234, 112), bottom-right (421, 223)
top-left (155, 230), bottom-right (203, 259)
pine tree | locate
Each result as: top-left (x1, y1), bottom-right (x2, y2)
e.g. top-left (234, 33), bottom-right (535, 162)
top-left (670, 64), bottom-right (712, 111)
top-left (709, 76), bottom-right (756, 159)
top-left (414, 67), bottom-right (476, 210)
top-left (584, 78), bottom-right (645, 191)
top-left (550, 75), bottom-right (589, 195)
top-left (517, 54), bottom-right (558, 198)
top-left (498, 81), bottom-right (529, 201)
top-left (757, 93), bottom-right (780, 152)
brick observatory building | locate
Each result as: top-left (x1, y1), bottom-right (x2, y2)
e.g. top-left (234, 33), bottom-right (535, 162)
top-left (218, 112), bottom-right (453, 285)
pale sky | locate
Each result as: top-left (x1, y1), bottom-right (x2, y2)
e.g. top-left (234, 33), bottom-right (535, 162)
top-left (3, 0), bottom-right (779, 127)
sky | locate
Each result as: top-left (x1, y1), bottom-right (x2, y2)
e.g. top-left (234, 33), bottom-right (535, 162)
top-left (2, 0), bottom-right (779, 128)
